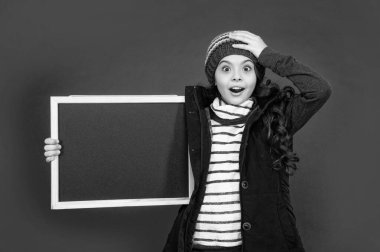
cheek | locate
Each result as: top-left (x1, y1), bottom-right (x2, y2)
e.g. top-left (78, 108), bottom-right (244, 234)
top-left (247, 75), bottom-right (257, 91)
top-left (215, 72), bottom-right (226, 84)
top-left (216, 83), bottom-right (227, 96)
top-left (215, 74), bottom-right (229, 90)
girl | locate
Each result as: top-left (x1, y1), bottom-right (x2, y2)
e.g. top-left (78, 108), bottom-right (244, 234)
top-left (44, 30), bottom-right (332, 252)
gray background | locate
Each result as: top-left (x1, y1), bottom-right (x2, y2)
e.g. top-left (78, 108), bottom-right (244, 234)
top-left (0, 0), bottom-right (379, 251)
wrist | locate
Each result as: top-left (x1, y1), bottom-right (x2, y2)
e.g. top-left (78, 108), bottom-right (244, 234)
top-left (256, 45), bottom-right (268, 58)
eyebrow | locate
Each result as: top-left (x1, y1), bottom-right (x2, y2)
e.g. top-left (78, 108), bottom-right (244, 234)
top-left (218, 59), bottom-right (254, 65)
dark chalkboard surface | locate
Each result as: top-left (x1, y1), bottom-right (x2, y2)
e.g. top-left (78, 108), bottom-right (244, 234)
top-left (50, 96), bottom-right (193, 209)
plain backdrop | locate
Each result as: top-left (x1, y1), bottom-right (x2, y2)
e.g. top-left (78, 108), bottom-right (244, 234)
top-left (0, 0), bottom-right (379, 251)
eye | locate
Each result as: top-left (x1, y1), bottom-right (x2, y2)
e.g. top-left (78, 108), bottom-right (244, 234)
top-left (243, 65), bottom-right (253, 72)
top-left (221, 66), bottom-right (230, 72)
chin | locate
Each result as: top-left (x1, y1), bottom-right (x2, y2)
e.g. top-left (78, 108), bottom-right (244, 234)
top-left (224, 97), bottom-right (249, 105)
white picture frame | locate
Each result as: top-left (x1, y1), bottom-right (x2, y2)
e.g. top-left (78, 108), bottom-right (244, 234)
top-left (50, 95), bottom-right (194, 210)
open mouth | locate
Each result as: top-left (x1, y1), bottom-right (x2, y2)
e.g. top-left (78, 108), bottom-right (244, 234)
top-left (229, 87), bottom-right (245, 93)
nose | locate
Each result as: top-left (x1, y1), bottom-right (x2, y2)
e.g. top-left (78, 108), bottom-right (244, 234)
top-left (232, 69), bottom-right (242, 82)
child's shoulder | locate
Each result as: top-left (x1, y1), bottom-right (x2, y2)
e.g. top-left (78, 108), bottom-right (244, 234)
top-left (256, 80), bottom-right (296, 105)
top-left (185, 84), bottom-right (216, 108)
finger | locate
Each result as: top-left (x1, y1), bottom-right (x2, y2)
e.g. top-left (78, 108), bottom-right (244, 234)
top-left (44, 138), bottom-right (60, 145)
top-left (44, 150), bottom-right (61, 157)
top-left (46, 156), bottom-right (56, 163)
top-left (229, 34), bottom-right (253, 44)
top-left (230, 31), bottom-right (257, 40)
top-left (231, 44), bottom-right (251, 50)
top-left (44, 144), bottom-right (62, 151)
top-left (232, 30), bottom-right (258, 38)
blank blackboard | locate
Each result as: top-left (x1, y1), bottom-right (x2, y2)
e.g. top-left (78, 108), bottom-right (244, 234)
top-left (50, 95), bottom-right (193, 209)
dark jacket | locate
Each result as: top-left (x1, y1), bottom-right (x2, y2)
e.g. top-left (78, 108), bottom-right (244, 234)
top-left (163, 47), bottom-right (332, 252)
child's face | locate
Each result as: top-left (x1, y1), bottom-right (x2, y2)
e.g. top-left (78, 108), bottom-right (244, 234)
top-left (214, 54), bottom-right (257, 105)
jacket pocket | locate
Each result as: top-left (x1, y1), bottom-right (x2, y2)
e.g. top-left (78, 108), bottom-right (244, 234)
top-left (243, 193), bottom-right (290, 251)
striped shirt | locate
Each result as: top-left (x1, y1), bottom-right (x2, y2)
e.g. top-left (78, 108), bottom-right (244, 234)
top-left (192, 97), bottom-right (254, 249)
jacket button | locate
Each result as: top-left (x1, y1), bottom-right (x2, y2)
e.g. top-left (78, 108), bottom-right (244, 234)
top-left (242, 222), bottom-right (252, 231)
top-left (241, 180), bottom-right (248, 189)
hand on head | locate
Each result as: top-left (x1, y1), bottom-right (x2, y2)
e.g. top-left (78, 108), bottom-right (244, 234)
top-left (228, 30), bottom-right (268, 58)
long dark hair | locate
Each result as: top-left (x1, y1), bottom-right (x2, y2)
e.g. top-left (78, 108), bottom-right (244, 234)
top-left (253, 76), bottom-right (300, 175)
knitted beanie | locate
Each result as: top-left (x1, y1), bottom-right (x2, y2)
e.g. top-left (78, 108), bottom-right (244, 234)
top-left (205, 31), bottom-right (265, 86)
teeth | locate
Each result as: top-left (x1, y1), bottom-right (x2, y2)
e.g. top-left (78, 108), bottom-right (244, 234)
top-left (229, 87), bottom-right (244, 93)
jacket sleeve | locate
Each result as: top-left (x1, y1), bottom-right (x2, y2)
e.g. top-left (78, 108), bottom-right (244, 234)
top-left (257, 47), bottom-right (332, 135)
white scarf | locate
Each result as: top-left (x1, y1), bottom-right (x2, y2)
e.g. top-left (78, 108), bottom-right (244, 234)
top-left (210, 97), bottom-right (254, 120)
